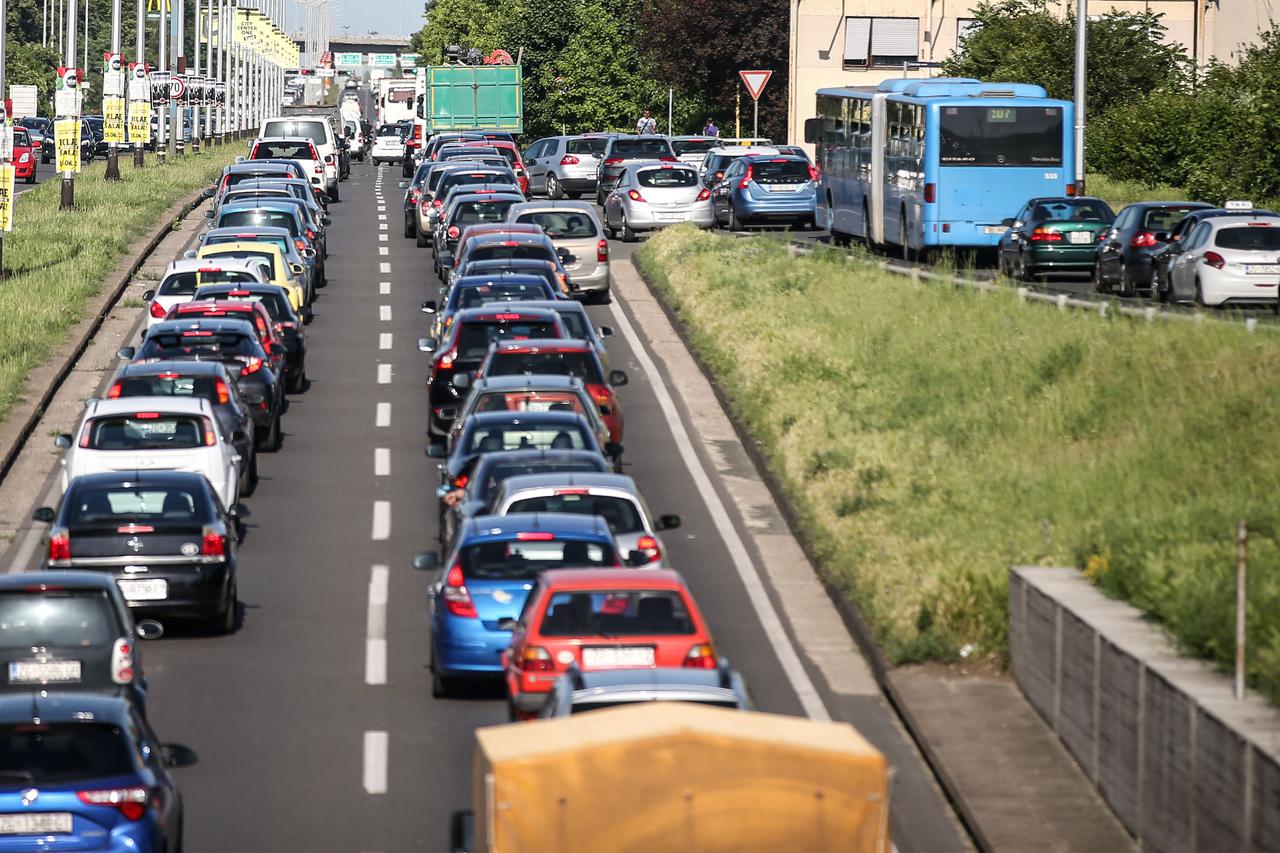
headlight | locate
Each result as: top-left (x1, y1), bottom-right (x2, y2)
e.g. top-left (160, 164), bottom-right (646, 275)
top-left (18, 153), bottom-right (30, 163)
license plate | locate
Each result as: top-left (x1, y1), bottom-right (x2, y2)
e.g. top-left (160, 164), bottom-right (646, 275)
top-left (764, 184), bottom-right (803, 192)
top-left (1246, 264), bottom-right (1280, 274)
top-left (984, 225), bottom-right (1007, 234)
top-left (521, 401), bottom-right (555, 412)
top-left (1068, 231), bottom-right (1094, 244)
top-left (582, 646), bottom-right (655, 668)
top-left (655, 213), bottom-right (685, 222)
top-left (0, 812), bottom-right (73, 835)
top-left (8, 660), bottom-right (81, 684)
top-left (117, 578), bottom-right (168, 601)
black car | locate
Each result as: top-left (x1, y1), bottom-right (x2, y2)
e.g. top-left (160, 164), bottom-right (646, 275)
top-left (118, 318), bottom-right (286, 452)
top-left (83, 115), bottom-right (108, 158)
top-left (438, 448), bottom-right (612, 547)
top-left (1150, 205), bottom-right (1280, 301)
top-left (19, 116), bottom-right (52, 162)
top-left (106, 360), bottom-right (258, 493)
top-left (596, 135), bottom-right (678, 205)
top-left (1094, 202), bottom-right (1214, 297)
top-left (34, 471), bottom-right (240, 633)
top-left (0, 572), bottom-right (148, 703)
top-left (194, 282), bottom-right (308, 389)
top-left (433, 191), bottom-right (525, 273)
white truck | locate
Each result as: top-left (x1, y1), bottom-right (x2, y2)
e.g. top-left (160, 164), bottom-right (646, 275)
top-left (375, 76), bottom-right (415, 126)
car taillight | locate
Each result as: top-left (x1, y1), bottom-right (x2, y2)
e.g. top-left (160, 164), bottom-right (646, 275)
top-left (739, 166), bottom-right (753, 190)
top-left (295, 238), bottom-right (306, 251)
top-left (314, 165), bottom-right (323, 174)
top-left (627, 189), bottom-right (644, 202)
top-left (76, 788), bottom-right (149, 821)
top-left (201, 526), bottom-right (226, 557)
top-left (452, 473), bottom-right (469, 489)
top-left (110, 638), bottom-right (135, 684)
top-left (447, 226), bottom-right (460, 239)
top-left (240, 356), bottom-right (264, 377)
top-left (1030, 227), bottom-right (1062, 242)
top-left (683, 643), bottom-right (717, 669)
top-left (1204, 250), bottom-right (1226, 270)
top-left (432, 198), bottom-right (444, 208)
top-left (202, 416), bottom-right (218, 446)
top-left (696, 188), bottom-right (711, 202)
top-left (414, 125), bottom-right (422, 142)
top-left (924, 182), bottom-right (936, 204)
top-left (306, 228), bottom-right (316, 240)
top-left (521, 646), bottom-right (555, 672)
top-left (634, 534), bottom-right (661, 564)
top-left (443, 564), bottom-right (477, 618)
top-left (808, 164), bottom-right (821, 182)
top-left (560, 155), bottom-right (579, 166)
top-left (1131, 231), bottom-right (1159, 248)
top-left (659, 156), bottom-right (678, 163)
top-left (48, 528), bottom-right (71, 563)
top-left (149, 300), bottom-right (167, 319)
top-left (107, 382), bottom-right (123, 399)
top-left (409, 189), bottom-right (421, 203)
top-left (1066, 183), bottom-right (1078, 197)
top-left (597, 239), bottom-right (609, 262)
top-left (215, 380), bottom-right (231, 405)
top-left (604, 157), bottom-right (623, 166)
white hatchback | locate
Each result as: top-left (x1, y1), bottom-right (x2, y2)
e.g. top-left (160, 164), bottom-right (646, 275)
top-left (372, 124), bottom-right (406, 165)
top-left (1167, 215), bottom-right (1280, 307)
top-left (57, 397), bottom-right (242, 511)
top-left (143, 259), bottom-right (268, 328)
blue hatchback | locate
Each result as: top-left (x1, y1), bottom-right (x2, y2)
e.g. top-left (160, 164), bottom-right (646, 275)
top-left (424, 513), bottom-right (623, 697)
top-left (713, 154), bottom-right (818, 229)
top-left (0, 692), bottom-right (195, 852)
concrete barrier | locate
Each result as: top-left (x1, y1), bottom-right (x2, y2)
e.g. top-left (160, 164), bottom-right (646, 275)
top-left (1009, 567), bottom-right (1280, 853)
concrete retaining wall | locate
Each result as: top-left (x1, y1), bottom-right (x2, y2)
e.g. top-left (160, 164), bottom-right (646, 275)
top-left (1009, 567), bottom-right (1280, 853)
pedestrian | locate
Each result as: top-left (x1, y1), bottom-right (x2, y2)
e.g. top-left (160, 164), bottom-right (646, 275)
top-left (635, 109), bottom-right (657, 135)
top-left (702, 117), bottom-right (719, 137)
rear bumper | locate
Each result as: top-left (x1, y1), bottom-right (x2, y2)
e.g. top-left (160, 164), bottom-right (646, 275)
top-left (733, 191), bottom-right (817, 222)
top-left (1026, 246), bottom-right (1100, 272)
top-left (558, 175), bottom-right (597, 192)
top-left (1200, 271), bottom-right (1279, 306)
top-left (569, 266), bottom-right (611, 293)
top-left (625, 203), bottom-right (715, 231)
top-left (432, 619), bottom-right (509, 675)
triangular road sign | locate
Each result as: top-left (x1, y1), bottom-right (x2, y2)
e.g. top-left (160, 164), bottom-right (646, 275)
top-left (739, 69), bottom-right (773, 101)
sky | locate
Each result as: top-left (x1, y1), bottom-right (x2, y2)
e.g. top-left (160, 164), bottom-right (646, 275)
top-left (287, 0), bottom-right (425, 42)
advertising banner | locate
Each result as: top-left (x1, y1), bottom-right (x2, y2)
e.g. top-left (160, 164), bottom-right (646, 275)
top-left (103, 97), bottom-right (126, 142)
top-left (128, 101), bottom-right (152, 143)
top-left (54, 66), bottom-right (80, 117)
top-left (0, 165), bottom-right (14, 232)
top-left (55, 118), bottom-right (80, 172)
top-left (103, 52), bottom-right (125, 98)
top-left (128, 62), bottom-right (150, 101)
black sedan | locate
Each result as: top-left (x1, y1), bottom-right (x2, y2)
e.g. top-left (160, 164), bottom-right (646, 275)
top-left (33, 471), bottom-right (241, 633)
top-left (1094, 202), bottom-right (1213, 297)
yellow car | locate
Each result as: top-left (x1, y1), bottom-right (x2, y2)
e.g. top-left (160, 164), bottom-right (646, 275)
top-left (196, 242), bottom-right (307, 312)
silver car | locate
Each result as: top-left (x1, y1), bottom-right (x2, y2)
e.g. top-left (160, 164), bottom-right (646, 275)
top-left (523, 135), bottom-right (609, 199)
top-left (507, 200), bottom-right (611, 300)
top-left (602, 162), bottom-right (714, 241)
top-left (670, 135), bottom-right (721, 169)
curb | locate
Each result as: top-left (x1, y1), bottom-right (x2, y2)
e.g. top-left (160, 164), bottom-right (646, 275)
top-left (629, 251), bottom-right (995, 853)
top-left (0, 184), bottom-right (214, 487)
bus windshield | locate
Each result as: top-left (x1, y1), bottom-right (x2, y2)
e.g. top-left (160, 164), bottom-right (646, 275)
top-left (938, 106), bottom-right (1063, 167)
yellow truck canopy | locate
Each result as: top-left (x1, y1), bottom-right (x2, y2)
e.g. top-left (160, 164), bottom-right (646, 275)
top-left (473, 703), bottom-right (889, 853)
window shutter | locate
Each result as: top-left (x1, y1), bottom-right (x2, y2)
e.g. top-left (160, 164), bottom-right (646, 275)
top-left (871, 18), bottom-right (919, 58)
top-left (844, 18), bottom-right (871, 62)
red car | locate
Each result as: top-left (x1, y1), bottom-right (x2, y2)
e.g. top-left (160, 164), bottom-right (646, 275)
top-left (503, 568), bottom-right (717, 719)
top-left (463, 139), bottom-right (528, 194)
top-left (12, 127), bottom-right (36, 183)
top-left (477, 339), bottom-right (626, 444)
top-left (166, 299), bottom-right (288, 378)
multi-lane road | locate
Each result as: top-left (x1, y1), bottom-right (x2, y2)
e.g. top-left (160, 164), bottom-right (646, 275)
top-left (6, 159), bottom-right (972, 851)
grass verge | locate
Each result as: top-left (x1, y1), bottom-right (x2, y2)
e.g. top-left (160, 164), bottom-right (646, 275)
top-left (637, 226), bottom-right (1280, 702)
top-left (1088, 173), bottom-right (1193, 210)
top-left (0, 148), bottom-right (238, 426)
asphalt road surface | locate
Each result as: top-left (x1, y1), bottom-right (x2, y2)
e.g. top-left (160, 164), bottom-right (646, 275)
top-left (10, 160), bottom-right (969, 852)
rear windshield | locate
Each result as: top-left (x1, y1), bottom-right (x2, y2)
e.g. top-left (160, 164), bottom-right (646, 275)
top-left (386, 88), bottom-right (414, 104)
top-left (195, 288), bottom-right (289, 320)
top-left (478, 461), bottom-right (606, 501)
top-left (83, 414), bottom-right (208, 450)
top-left (253, 141), bottom-right (315, 160)
top-left (0, 590), bottom-right (116, 648)
top-left (551, 311), bottom-right (588, 339)
top-left (1143, 207), bottom-right (1201, 232)
top-left (217, 210), bottom-right (299, 236)
top-left (567, 138), bottom-right (607, 157)
top-left (441, 149), bottom-right (497, 162)
top-left (672, 139), bottom-right (716, 156)
top-left (508, 494), bottom-right (643, 533)
top-left (463, 421), bottom-right (590, 454)
top-left (159, 270), bottom-right (257, 295)
top-left (538, 590), bottom-right (693, 636)
top-left (515, 211), bottom-right (597, 238)
top-left (262, 120), bottom-right (327, 144)
top-left (437, 172), bottom-right (508, 195)
top-left (461, 262), bottom-right (556, 285)
top-left (139, 332), bottom-right (259, 360)
top-left (450, 282), bottom-right (554, 309)
top-left (206, 250), bottom-right (277, 278)
top-left (204, 235), bottom-right (290, 256)
top-left (227, 169), bottom-right (295, 188)
top-left (461, 539), bottom-right (615, 580)
top-left (455, 320), bottom-right (561, 359)
top-left (377, 124), bottom-right (403, 137)
top-left (489, 351), bottom-right (603, 384)
top-left (452, 201), bottom-right (517, 226)
top-left (66, 484), bottom-right (207, 525)
top-left (0, 724), bottom-right (136, 784)
top-left (610, 139), bottom-right (673, 159)
top-left (638, 168), bottom-right (698, 188)
top-left (469, 245), bottom-right (554, 264)
top-left (113, 374), bottom-right (225, 404)
top-left (476, 391), bottom-right (588, 417)
top-left (1030, 200), bottom-right (1112, 223)
top-left (1215, 226), bottom-right (1280, 250)
top-left (749, 159), bottom-right (811, 184)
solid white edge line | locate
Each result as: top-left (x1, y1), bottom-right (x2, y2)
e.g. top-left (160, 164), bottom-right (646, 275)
top-left (371, 501), bottom-right (391, 540)
top-left (379, 305), bottom-right (392, 322)
top-left (366, 565), bottom-right (389, 685)
top-left (606, 295), bottom-right (831, 722)
top-left (363, 731), bottom-right (388, 794)
top-left (375, 402), bottom-right (391, 427)
top-left (374, 447), bottom-right (390, 476)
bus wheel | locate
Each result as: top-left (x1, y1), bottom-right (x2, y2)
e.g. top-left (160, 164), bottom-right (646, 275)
top-left (861, 201), bottom-right (873, 250)
top-left (900, 217), bottom-right (914, 263)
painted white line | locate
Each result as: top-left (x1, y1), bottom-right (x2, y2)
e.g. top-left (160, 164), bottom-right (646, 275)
top-left (379, 332), bottom-right (393, 350)
top-left (366, 564), bottom-right (389, 685)
top-left (376, 402), bottom-right (391, 427)
top-left (378, 234), bottom-right (388, 242)
top-left (379, 223), bottom-right (388, 230)
top-left (377, 363), bottom-right (392, 384)
top-left (374, 447), bottom-right (390, 476)
top-left (377, 205), bottom-right (385, 212)
top-left (607, 296), bottom-right (830, 722)
top-left (379, 262), bottom-right (391, 274)
top-left (377, 214), bottom-right (387, 221)
top-left (379, 305), bottom-right (392, 322)
top-left (371, 500), bottom-right (391, 540)
top-left (379, 281), bottom-right (391, 295)
top-left (379, 247), bottom-right (389, 255)
top-left (363, 731), bottom-right (388, 794)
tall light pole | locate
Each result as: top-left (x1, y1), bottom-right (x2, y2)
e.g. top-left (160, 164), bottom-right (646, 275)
top-left (192, 0), bottom-right (201, 151)
top-left (158, 0), bottom-right (167, 162)
top-left (132, 0), bottom-right (143, 166)
top-left (205, 0), bottom-right (214, 141)
top-left (61, 0), bottom-right (78, 209)
top-left (1073, 0), bottom-right (1086, 195)
top-left (175, 0), bottom-right (185, 155)
top-left (105, 0), bottom-right (122, 179)
top-left (166, 0), bottom-right (177, 159)
top-left (2, 0), bottom-right (8, 278)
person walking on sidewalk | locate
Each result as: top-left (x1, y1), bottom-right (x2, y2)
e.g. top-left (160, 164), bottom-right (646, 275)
top-left (635, 110), bottom-right (657, 135)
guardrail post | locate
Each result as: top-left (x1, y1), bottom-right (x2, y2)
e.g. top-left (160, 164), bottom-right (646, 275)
top-left (1057, 294), bottom-right (1068, 311)
top-left (1246, 318), bottom-right (1257, 334)
top-left (1017, 286), bottom-right (1028, 302)
top-left (1098, 302), bottom-right (1108, 318)
top-left (1145, 307), bottom-right (1157, 323)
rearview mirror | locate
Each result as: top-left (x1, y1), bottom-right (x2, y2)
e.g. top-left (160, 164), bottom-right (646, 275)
top-left (1000, 218), bottom-right (1016, 228)
top-left (421, 300), bottom-right (437, 314)
top-left (412, 551), bottom-right (440, 571)
top-left (141, 289), bottom-right (155, 302)
top-left (321, 216), bottom-right (332, 226)
top-left (425, 444), bottom-right (447, 459)
top-left (234, 155), bottom-right (245, 164)
top-left (290, 263), bottom-right (305, 275)
top-left (31, 507), bottom-right (56, 523)
top-left (608, 369), bottom-right (629, 387)
top-left (53, 433), bottom-right (73, 448)
top-left (183, 250), bottom-right (196, 259)
top-left (398, 181), bottom-right (409, 189)
top-left (605, 442), bottom-right (624, 459)
top-left (270, 344), bottom-right (287, 356)
top-left (656, 514), bottom-right (682, 531)
top-left (303, 248), bottom-right (316, 259)
top-left (203, 210), bottom-right (214, 219)
top-left (438, 406), bottom-right (458, 421)
top-left (418, 337), bottom-right (437, 353)
top-left (232, 430), bottom-right (248, 444)
top-left (303, 307), bottom-right (315, 325)
top-left (161, 743), bottom-right (199, 768)
top-left (116, 346), bottom-right (136, 360)
top-left (626, 550), bottom-right (649, 567)
top-left (452, 373), bottom-right (471, 390)
top-left (1154, 231), bottom-right (1170, 242)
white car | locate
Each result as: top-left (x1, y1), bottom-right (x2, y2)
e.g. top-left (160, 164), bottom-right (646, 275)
top-left (143, 259), bottom-right (268, 328)
top-left (248, 136), bottom-right (327, 191)
top-left (259, 114), bottom-right (340, 200)
top-left (371, 123), bottom-right (406, 165)
top-left (56, 397), bottom-right (242, 511)
top-left (1167, 214), bottom-right (1280, 307)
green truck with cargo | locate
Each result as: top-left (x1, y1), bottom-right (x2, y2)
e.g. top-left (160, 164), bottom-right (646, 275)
top-left (417, 64), bottom-right (523, 134)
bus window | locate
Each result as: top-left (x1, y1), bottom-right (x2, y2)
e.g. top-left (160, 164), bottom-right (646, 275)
top-left (938, 106), bottom-right (1063, 167)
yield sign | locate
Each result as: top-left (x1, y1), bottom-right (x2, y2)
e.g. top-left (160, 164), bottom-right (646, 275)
top-left (739, 69), bottom-right (773, 101)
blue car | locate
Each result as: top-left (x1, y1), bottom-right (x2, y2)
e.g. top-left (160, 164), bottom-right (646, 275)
top-left (0, 692), bottom-right (195, 851)
top-left (712, 154), bottom-right (818, 230)
top-left (422, 512), bottom-right (624, 697)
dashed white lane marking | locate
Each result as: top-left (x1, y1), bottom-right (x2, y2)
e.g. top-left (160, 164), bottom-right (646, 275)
top-left (363, 731), bottom-right (388, 794)
top-left (378, 234), bottom-right (388, 242)
top-left (377, 214), bottom-right (386, 221)
top-left (379, 262), bottom-right (391, 274)
top-left (379, 223), bottom-right (388, 230)
top-left (379, 247), bottom-right (389, 255)
top-left (377, 205), bottom-right (385, 212)
top-left (374, 448), bottom-right (390, 476)
top-left (379, 332), bottom-right (393, 350)
top-left (379, 281), bottom-right (391, 295)
top-left (371, 500), bottom-right (391, 540)
top-left (377, 363), bottom-right (392, 384)
top-left (379, 305), bottom-right (392, 322)
top-left (376, 402), bottom-right (391, 427)
top-left (366, 565), bottom-right (389, 685)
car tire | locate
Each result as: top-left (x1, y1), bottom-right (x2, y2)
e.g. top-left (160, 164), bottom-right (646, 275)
top-left (430, 649), bottom-right (456, 698)
top-left (1015, 252), bottom-right (1030, 281)
top-left (256, 413), bottom-right (282, 452)
top-left (507, 701), bottom-right (519, 722)
top-left (1194, 278), bottom-right (1206, 306)
top-left (621, 215), bottom-right (638, 243)
top-left (566, 191), bottom-right (582, 200)
top-left (596, 189), bottom-right (606, 208)
top-left (1116, 261), bottom-right (1136, 298)
top-left (416, 225), bottom-right (429, 248)
top-left (727, 204), bottom-right (741, 233)
top-left (248, 451), bottom-right (259, 488)
top-left (287, 364), bottom-right (307, 394)
top-left (547, 175), bottom-right (563, 200)
top-left (211, 580), bottom-right (237, 635)
top-left (1092, 264), bottom-right (1108, 293)
top-left (329, 183), bottom-right (340, 202)
top-left (404, 217), bottom-right (414, 238)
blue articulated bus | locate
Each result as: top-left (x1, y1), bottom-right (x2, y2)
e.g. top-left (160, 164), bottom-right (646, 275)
top-left (805, 78), bottom-right (1075, 258)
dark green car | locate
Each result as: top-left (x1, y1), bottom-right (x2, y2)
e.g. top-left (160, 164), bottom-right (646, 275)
top-left (998, 197), bottom-right (1116, 280)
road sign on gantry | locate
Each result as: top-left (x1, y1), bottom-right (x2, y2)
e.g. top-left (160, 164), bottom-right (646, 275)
top-left (738, 70), bottom-right (773, 101)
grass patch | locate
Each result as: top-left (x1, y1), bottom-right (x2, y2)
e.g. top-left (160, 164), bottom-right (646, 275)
top-left (1088, 172), bottom-right (1194, 209)
top-left (0, 148), bottom-right (238, 425)
top-left (638, 226), bottom-right (1280, 701)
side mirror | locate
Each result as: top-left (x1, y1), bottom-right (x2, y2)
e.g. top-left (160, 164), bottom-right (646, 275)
top-left (160, 743), bottom-right (199, 768)
top-left (203, 210), bottom-right (213, 219)
top-left (626, 549), bottom-right (648, 567)
top-left (290, 262), bottom-right (305, 275)
top-left (1154, 231), bottom-right (1171, 242)
top-left (302, 248), bottom-right (317, 259)
top-left (303, 307), bottom-right (315, 325)
top-left (452, 373), bottom-right (471, 390)
top-left (116, 346), bottom-right (136, 360)
top-left (183, 250), bottom-right (197, 259)
top-left (425, 443), bottom-right (447, 459)
top-left (597, 325), bottom-right (614, 338)
top-left (141, 289), bottom-right (155, 302)
top-left (1000, 218), bottom-right (1015, 228)
top-left (418, 337), bottom-right (437, 353)
top-left (31, 507), bottom-right (56, 523)
top-left (231, 430), bottom-right (248, 444)
top-left (134, 620), bottom-right (164, 640)
top-left (398, 181), bottom-right (409, 189)
top-left (496, 617), bottom-right (518, 632)
top-left (437, 406), bottom-right (458, 421)
top-left (234, 155), bottom-right (245, 163)
top-left (412, 551), bottom-right (440, 571)
top-left (605, 442), bottom-right (624, 459)
top-left (321, 216), bottom-right (332, 226)
top-left (608, 369), bottom-right (629, 387)
top-left (656, 514), bottom-right (682, 531)
top-left (421, 300), bottom-right (437, 314)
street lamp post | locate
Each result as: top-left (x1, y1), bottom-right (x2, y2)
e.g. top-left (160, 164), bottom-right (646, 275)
top-left (175, 0), bottom-right (184, 155)
top-left (106, 0), bottom-right (122, 179)
top-left (61, 0), bottom-right (79, 210)
top-left (192, 0), bottom-right (201, 152)
top-left (158, 0), bottom-right (167, 162)
top-left (1, 0), bottom-right (8, 277)
top-left (132, 0), bottom-right (143, 167)
top-left (1073, 0), bottom-right (1087, 195)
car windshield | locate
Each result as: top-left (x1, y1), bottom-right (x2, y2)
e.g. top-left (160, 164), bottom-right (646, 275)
top-left (254, 141), bottom-right (314, 160)
top-left (672, 139), bottom-right (717, 156)
top-left (516, 211), bottom-right (597, 238)
top-left (1215, 226), bottom-right (1280, 250)
top-left (450, 282), bottom-right (554, 309)
top-left (196, 289), bottom-right (288, 320)
top-left (452, 201), bottom-right (517, 226)
top-left (475, 391), bottom-right (588, 417)
top-left (140, 331), bottom-right (259, 360)
top-left (0, 590), bottom-right (116, 648)
top-left (461, 539), bottom-right (615, 580)
top-left (377, 124), bottom-right (401, 137)
top-left (509, 494), bottom-right (644, 533)
top-left (567, 137), bottom-right (607, 157)
top-left (468, 244), bottom-right (554, 264)
top-left (538, 590), bottom-right (693, 637)
top-left (455, 320), bottom-right (560, 359)
top-left (488, 351), bottom-right (604, 384)
top-left (1143, 207), bottom-right (1201, 232)
top-left (611, 139), bottom-right (672, 159)
top-left (262, 120), bottom-right (327, 145)
top-left (638, 168), bottom-right (698, 188)
top-left (159, 270), bottom-right (256, 295)
top-left (463, 422), bottom-right (589, 454)
top-left (66, 485), bottom-right (206, 525)
top-left (82, 414), bottom-right (208, 450)
top-left (0, 724), bottom-right (135, 785)
top-left (749, 159), bottom-right (811, 184)
top-left (114, 374), bottom-right (226, 404)
top-left (14, 130), bottom-right (30, 147)
top-left (1030, 200), bottom-right (1112, 223)
top-left (218, 210), bottom-right (299, 236)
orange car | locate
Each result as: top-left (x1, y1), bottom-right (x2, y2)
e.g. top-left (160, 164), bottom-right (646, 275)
top-left (502, 568), bottom-right (716, 719)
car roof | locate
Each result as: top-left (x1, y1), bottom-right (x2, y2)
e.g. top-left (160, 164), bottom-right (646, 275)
top-left (65, 470), bottom-right (213, 489)
top-left (463, 410), bottom-right (590, 428)
top-left (448, 192), bottom-right (525, 206)
top-left (570, 667), bottom-right (732, 690)
top-left (498, 472), bottom-right (639, 494)
top-left (465, 512), bottom-right (614, 539)
top-left (511, 300), bottom-right (586, 315)
top-left (1122, 201), bottom-right (1213, 211)
top-left (454, 305), bottom-right (560, 322)
top-left (205, 226), bottom-right (292, 238)
top-left (0, 570), bottom-right (123, 593)
top-left (147, 317), bottom-right (258, 335)
top-left (468, 232), bottom-right (554, 247)
top-left (539, 567), bottom-right (684, 588)
top-left (451, 273), bottom-right (553, 288)
top-left (163, 258), bottom-right (262, 274)
top-left (708, 146), bottom-right (778, 156)
top-left (473, 448), bottom-right (610, 472)
top-left (89, 395), bottom-right (210, 415)
top-left (218, 201), bottom-right (302, 214)
top-left (491, 338), bottom-right (593, 353)
top-left (199, 241), bottom-right (286, 256)
top-left (1202, 215), bottom-right (1280, 228)
top-left (0, 691), bottom-right (134, 725)
top-left (224, 162), bottom-right (298, 174)
top-left (508, 201), bottom-right (600, 216)
top-left (475, 374), bottom-right (585, 392)
top-left (117, 360), bottom-right (228, 378)
top-left (255, 135), bottom-right (317, 145)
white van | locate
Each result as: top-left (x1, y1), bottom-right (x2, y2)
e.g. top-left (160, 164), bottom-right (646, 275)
top-left (258, 114), bottom-right (340, 200)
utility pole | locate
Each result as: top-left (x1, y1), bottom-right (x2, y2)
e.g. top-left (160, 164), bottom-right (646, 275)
top-left (166, 0), bottom-right (177, 159)
top-left (105, 0), bottom-right (122, 179)
top-left (1072, 0), bottom-right (1086, 195)
top-left (206, 0), bottom-right (214, 141)
top-left (192, 0), bottom-right (201, 152)
top-left (132, 0), bottom-right (143, 166)
top-left (61, 0), bottom-right (78, 209)
top-left (1, 0), bottom-right (8, 278)
top-left (158, 0), bottom-right (167, 162)
top-left (175, 0), bottom-right (184, 155)
top-left (82, 0), bottom-right (88, 84)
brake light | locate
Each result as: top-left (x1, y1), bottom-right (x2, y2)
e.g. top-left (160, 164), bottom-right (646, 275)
top-left (201, 526), bottom-right (227, 557)
top-left (76, 788), bottom-right (149, 821)
top-left (696, 188), bottom-right (711, 202)
top-left (516, 531), bottom-right (556, 541)
top-left (1131, 231), bottom-right (1159, 248)
top-left (306, 228), bottom-right (316, 240)
top-left (604, 157), bottom-right (623, 166)
top-left (1030, 227), bottom-right (1062, 242)
top-left (409, 189), bottom-right (421, 204)
top-left (107, 382), bottom-right (123, 398)
top-left (452, 473), bottom-right (469, 489)
top-left (808, 164), bottom-right (820, 182)
top-left (228, 289), bottom-right (251, 297)
top-left (627, 189), bottom-right (645, 202)
top-left (149, 301), bottom-right (167, 319)
top-left (1204, 250), bottom-right (1226, 270)
top-left (521, 646), bottom-right (555, 672)
top-left (414, 125), bottom-right (422, 143)
top-left (633, 534), bottom-right (662, 565)
top-left (240, 356), bottom-right (264, 377)
top-left (1066, 183), bottom-right (1077, 197)
top-left (110, 638), bottom-right (135, 684)
top-left (739, 166), bottom-right (753, 190)
top-left (683, 642), bottom-right (717, 669)
top-left (924, 182), bottom-right (936, 204)
top-left (555, 488), bottom-right (590, 495)
top-left (295, 238), bottom-right (306, 251)
top-left (658, 156), bottom-right (678, 163)
top-left (443, 564), bottom-right (477, 618)
top-left (215, 380), bottom-right (231, 405)
top-left (597, 239), bottom-right (609, 262)
top-left (447, 226), bottom-right (461, 239)
top-left (48, 528), bottom-right (71, 563)
top-left (432, 198), bottom-right (444, 208)
top-left (560, 155), bottom-right (579, 166)
top-left (203, 416), bottom-right (217, 447)
top-left (250, 145), bottom-right (260, 158)
top-left (134, 412), bottom-right (161, 419)
top-left (502, 240), bottom-right (520, 247)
